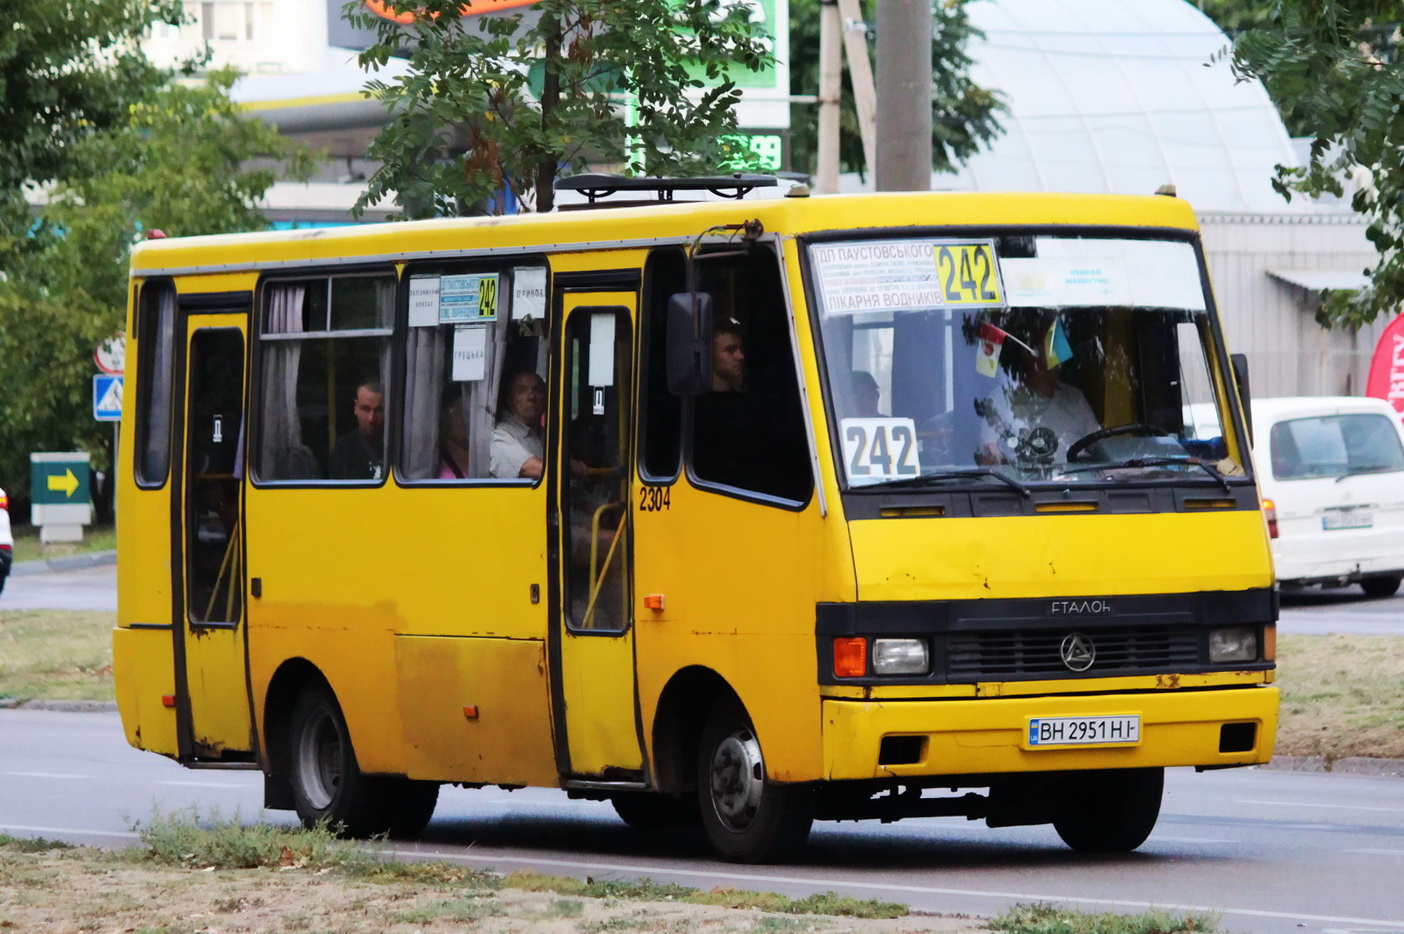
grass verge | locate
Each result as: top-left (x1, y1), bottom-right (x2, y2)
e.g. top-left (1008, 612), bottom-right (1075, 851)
top-left (9, 522), bottom-right (116, 565)
top-left (1275, 633), bottom-right (1404, 761)
top-left (0, 817), bottom-right (1237, 934)
top-left (0, 609), bottom-right (114, 703)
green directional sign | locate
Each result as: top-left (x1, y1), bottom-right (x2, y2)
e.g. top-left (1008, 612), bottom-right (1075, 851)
top-left (30, 453), bottom-right (91, 507)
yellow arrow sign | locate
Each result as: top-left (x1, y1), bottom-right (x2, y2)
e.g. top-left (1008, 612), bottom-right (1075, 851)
top-left (47, 468), bottom-right (79, 498)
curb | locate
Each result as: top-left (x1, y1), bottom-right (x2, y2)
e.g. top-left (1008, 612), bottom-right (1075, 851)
top-left (10, 550), bottom-right (117, 576)
top-left (0, 699), bottom-right (118, 712)
top-left (1260, 754), bottom-right (1404, 778)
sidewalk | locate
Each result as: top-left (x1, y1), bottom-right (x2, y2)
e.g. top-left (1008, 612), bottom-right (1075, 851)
top-left (10, 550), bottom-right (117, 576)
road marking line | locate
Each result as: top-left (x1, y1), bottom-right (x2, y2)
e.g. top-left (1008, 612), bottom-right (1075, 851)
top-left (1152, 836), bottom-right (1237, 844)
top-left (1240, 799), bottom-right (1404, 814)
top-left (0, 824), bottom-right (138, 840)
top-left (5, 772), bottom-right (89, 780)
top-left (1343, 848), bottom-right (1404, 856)
top-left (385, 847), bottom-right (1404, 928)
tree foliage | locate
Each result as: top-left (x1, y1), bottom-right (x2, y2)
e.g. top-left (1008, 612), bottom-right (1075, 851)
top-left (788, 0), bottom-right (1004, 179)
top-left (0, 69), bottom-right (315, 506)
top-left (1226, 1), bottom-right (1404, 328)
top-left (347, 0), bottom-right (774, 216)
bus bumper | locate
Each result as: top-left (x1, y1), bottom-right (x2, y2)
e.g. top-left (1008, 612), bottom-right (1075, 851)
top-left (821, 686), bottom-right (1278, 780)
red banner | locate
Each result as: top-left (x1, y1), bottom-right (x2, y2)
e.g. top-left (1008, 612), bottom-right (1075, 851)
top-left (1365, 313), bottom-right (1404, 416)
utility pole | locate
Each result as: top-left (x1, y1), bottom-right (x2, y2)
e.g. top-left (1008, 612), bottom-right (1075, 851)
top-left (875, 0), bottom-right (932, 192)
top-left (815, 0), bottom-right (877, 193)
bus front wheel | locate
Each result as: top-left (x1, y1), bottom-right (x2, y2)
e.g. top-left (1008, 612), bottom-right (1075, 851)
top-left (1051, 767), bottom-right (1163, 853)
top-left (287, 684), bottom-right (438, 838)
top-left (696, 699), bottom-right (813, 863)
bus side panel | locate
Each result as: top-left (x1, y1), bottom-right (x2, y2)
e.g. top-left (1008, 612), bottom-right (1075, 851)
top-left (394, 635), bottom-right (557, 785)
top-left (244, 485), bottom-right (552, 779)
top-left (634, 489), bottom-right (833, 785)
top-left (112, 627), bottom-right (179, 755)
top-left (114, 288), bottom-right (177, 755)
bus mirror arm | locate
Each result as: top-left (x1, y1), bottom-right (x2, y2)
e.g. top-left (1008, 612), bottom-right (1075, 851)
top-left (1230, 352), bottom-right (1253, 446)
top-left (666, 291), bottom-right (714, 395)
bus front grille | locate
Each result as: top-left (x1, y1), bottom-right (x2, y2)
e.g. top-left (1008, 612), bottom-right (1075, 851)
top-left (945, 626), bottom-right (1200, 678)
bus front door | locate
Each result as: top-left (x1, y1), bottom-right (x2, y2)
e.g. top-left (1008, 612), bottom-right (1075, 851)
top-left (553, 295), bottom-right (642, 778)
top-left (175, 315), bottom-right (252, 761)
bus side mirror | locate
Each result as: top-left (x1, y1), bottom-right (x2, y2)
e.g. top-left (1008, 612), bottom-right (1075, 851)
top-left (1231, 352), bottom-right (1253, 446)
top-left (666, 291), bottom-right (714, 395)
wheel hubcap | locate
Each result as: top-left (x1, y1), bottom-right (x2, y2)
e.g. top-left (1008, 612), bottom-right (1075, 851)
top-left (296, 707), bottom-right (341, 811)
top-left (708, 727), bottom-right (764, 832)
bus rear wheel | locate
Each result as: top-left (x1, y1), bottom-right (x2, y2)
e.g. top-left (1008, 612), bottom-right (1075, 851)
top-left (1052, 767), bottom-right (1163, 853)
top-left (287, 684), bottom-right (438, 838)
top-left (696, 699), bottom-right (812, 863)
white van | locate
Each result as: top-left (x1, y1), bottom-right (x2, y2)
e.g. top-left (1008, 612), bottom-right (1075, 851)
top-left (1250, 397), bottom-right (1404, 597)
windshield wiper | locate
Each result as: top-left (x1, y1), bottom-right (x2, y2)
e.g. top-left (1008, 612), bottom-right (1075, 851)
top-left (1063, 456), bottom-right (1232, 493)
top-left (865, 468), bottom-right (1032, 498)
top-left (1335, 464), bottom-right (1396, 483)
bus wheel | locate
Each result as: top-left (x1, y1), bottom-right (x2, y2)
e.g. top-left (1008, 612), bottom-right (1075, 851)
top-left (610, 792), bottom-right (701, 830)
top-left (1052, 767), bottom-right (1163, 853)
top-left (696, 700), bottom-right (813, 863)
top-left (287, 684), bottom-right (386, 838)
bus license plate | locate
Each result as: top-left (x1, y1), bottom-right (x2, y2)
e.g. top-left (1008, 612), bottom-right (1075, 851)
top-left (1026, 715), bottom-right (1140, 747)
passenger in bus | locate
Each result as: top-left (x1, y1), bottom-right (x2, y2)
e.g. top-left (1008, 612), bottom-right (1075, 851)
top-left (711, 318), bottom-right (746, 393)
top-left (437, 393), bottom-right (470, 480)
top-left (490, 370), bottom-right (547, 479)
top-left (329, 378), bottom-right (386, 481)
top-left (851, 370), bottom-right (882, 417)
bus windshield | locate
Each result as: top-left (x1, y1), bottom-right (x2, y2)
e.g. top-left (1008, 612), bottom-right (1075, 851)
top-left (809, 233), bottom-right (1241, 489)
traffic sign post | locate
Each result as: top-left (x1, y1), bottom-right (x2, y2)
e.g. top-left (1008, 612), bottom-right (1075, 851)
top-left (94, 374), bottom-right (124, 422)
top-left (29, 452), bottom-right (93, 543)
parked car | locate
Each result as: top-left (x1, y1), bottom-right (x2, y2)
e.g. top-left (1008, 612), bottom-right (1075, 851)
top-left (0, 486), bottom-right (11, 595)
top-left (1248, 397), bottom-right (1404, 597)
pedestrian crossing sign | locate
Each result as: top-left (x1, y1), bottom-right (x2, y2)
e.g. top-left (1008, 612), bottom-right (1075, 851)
top-left (94, 374), bottom-right (124, 421)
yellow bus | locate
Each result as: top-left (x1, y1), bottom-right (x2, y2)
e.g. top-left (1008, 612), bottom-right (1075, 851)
top-left (114, 177), bottom-right (1277, 863)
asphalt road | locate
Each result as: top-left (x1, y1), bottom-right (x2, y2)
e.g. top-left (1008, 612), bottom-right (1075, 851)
top-left (1, 709), bottom-right (1402, 934)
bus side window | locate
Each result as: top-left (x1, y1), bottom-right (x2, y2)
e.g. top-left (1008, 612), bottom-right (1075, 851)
top-left (134, 280), bottom-right (176, 487)
top-left (640, 249), bottom-right (685, 481)
top-left (400, 265), bottom-right (548, 482)
top-left (255, 274), bottom-right (394, 483)
top-left (687, 247), bottom-right (812, 504)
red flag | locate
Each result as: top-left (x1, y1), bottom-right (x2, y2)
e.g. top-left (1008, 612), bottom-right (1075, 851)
top-left (976, 322), bottom-right (1008, 377)
top-left (1366, 313), bottom-right (1404, 417)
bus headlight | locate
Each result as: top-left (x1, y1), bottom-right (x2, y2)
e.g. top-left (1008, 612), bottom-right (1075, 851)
top-left (1208, 626), bottom-right (1258, 663)
top-left (872, 638), bottom-right (930, 675)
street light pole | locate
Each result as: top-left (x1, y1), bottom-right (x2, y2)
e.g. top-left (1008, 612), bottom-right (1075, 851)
top-left (875, 0), bottom-right (932, 192)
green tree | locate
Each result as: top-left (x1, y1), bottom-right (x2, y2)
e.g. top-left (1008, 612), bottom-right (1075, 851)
top-left (1226, 1), bottom-right (1404, 328)
top-left (787, 0), bottom-right (1005, 179)
top-left (0, 71), bottom-right (316, 508)
top-left (0, 0), bottom-right (183, 263)
top-left (347, 0), bottom-right (774, 216)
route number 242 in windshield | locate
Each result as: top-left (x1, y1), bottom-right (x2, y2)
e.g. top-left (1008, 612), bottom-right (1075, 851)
top-left (842, 418), bottom-right (921, 481)
top-left (935, 242), bottom-right (1002, 307)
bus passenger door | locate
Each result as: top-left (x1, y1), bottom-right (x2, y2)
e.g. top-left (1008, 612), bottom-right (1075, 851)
top-left (175, 314), bottom-right (252, 760)
top-left (553, 295), bottom-right (642, 777)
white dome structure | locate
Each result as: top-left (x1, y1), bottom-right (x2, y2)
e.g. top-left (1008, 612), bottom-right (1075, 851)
top-left (849, 0), bottom-right (1305, 215)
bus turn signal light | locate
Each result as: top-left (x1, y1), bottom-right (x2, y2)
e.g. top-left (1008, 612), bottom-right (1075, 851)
top-left (644, 594), bottom-right (666, 611)
top-left (161, 695), bottom-right (176, 708)
top-left (833, 637), bottom-right (867, 678)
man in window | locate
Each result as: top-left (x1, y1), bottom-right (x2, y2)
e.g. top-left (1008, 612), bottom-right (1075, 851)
top-left (329, 379), bottom-right (386, 480)
top-left (491, 370), bottom-right (547, 479)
